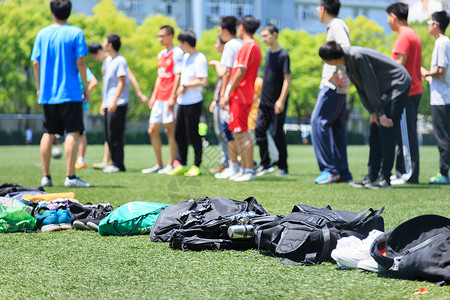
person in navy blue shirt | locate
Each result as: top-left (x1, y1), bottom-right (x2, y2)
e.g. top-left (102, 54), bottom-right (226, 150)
top-left (31, 0), bottom-right (93, 188)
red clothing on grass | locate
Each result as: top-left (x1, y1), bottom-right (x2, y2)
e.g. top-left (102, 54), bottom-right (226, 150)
top-left (229, 38), bottom-right (262, 132)
top-left (392, 26), bottom-right (423, 96)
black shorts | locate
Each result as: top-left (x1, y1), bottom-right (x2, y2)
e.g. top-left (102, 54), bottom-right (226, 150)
top-left (42, 102), bottom-right (84, 135)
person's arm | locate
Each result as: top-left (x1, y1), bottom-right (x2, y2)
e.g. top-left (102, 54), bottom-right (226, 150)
top-left (209, 60), bottom-right (225, 77)
top-left (33, 61), bottom-right (40, 99)
top-left (421, 65), bottom-right (446, 78)
top-left (274, 73), bottom-right (291, 114)
top-left (128, 68), bottom-right (148, 105)
top-left (88, 77), bottom-right (98, 94)
top-left (395, 54), bottom-right (408, 66)
top-left (168, 73), bottom-right (180, 113)
top-left (220, 66), bottom-right (246, 109)
top-left (176, 77), bottom-right (207, 95)
top-left (77, 57), bottom-right (90, 103)
top-left (354, 54), bottom-right (382, 115)
top-left (108, 76), bottom-right (126, 112)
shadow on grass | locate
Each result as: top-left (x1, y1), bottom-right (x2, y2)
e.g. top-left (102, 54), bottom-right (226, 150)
top-left (393, 184), bottom-right (446, 190)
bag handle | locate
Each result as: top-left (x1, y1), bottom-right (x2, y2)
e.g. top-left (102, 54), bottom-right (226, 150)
top-left (111, 214), bottom-right (146, 236)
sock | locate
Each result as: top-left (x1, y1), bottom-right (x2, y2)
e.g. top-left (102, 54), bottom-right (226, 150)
top-left (44, 175), bottom-right (51, 180)
top-left (68, 175), bottom-right (76, 180)
top-left (441, 170), bottom-right (449, 177)
top-left (230, 162), bottom-right (239, 172)
top-left (244, 168), bottom-right (255, 174)
top-left (77, 157), bottom-right (85, 163)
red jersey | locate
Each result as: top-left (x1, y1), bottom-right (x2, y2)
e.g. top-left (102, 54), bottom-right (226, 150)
top-left (230, 38), bottom-right (262, 105)
top-left (154, 47), bottom-right (183, 101)
top-left (392, 26), bottom-right (423, 96)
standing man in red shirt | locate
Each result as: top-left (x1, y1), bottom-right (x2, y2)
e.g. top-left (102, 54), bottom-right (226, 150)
top-left (386, 2), bottom-right (422, 184)
top-left (220, 15), bottom-right (262, 182)
top-left (142, 25), bottom-right (183, 175)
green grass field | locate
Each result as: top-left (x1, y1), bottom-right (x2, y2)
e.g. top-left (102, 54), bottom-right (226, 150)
top-left (0, 145), bottom-right (449, 299)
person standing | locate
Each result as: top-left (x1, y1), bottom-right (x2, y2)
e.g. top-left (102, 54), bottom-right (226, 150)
top-left (386, 2), bottom-right (422, 185)
top-left (167, 30), bottom-right (208, 176)
top-left (31, 0), bottom-right (93, 187)
top-left (101, 33), bottom-right (130, 173)
top-left (421, 11), bottom-right (450, 184)
top-left (220, 15), bottom-right (262, 182)
top-left (311, 0), bottom-right (352, 184)
top-left (75, 67), bottom-right (98, 170)
top-left (256, 24), bottom-right (290, 177)
top-left (319, 42), bottom-right (411, 189)
top-left (142, 26), bottom-right (183, 175)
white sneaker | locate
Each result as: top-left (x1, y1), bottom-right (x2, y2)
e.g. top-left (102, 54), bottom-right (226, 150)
top-left (141, 165), bottom-right (162, 174)
top-left (390, 175), bottom-right (398, 181)
top-left (215, 167), bottom-right (238, 179)
top-left (357, 259), bottom-right (380, 273)
top-left (331, 230), bottom-right (383, 269)
top-left (229, 170), bottom-right (244, 181)
top-left (256, 166), bottom-right (275, 177)
top-left (233, 172), bottom-right (256, 182)
top-left (391, 177), bottom-right (407, 185)
top-left (41, 176), bottom-right (53, 187)
top-left (64, 177), bottom-right (94, 187)
top-left (104, 166), bottom-right (121, 173)
top-left (158, 165), bottom-right (174, 174)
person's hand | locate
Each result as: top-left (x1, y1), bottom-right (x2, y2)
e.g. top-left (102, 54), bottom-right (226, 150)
top-left (108, 101), bottom-right (117, 113)
top-left (148, 99), bottom-right (155, 110)
top-left (329, 75), bottom-right (344, 88)
top-left (36, 89), bottom-right (40, 100)
top-left (219, 95), bottom-right (230, 110)
top-left (209, 100), bottom-right (216, 113)
top-left (421, 66), bottom-right (427, 77)
top-left (209, 60), bottom-right (219, 66)
top-left (379, 114), bottom-right (393, 128)
top-left (370, 112), bottom-right (380, 127)
top-left (274, 100), bottom-right (285, 114)
top-left (84, 89), bottom-right (90, 104)
top-left (177, 85), bottom-right (186, 96)
top-left (138, 93), bottom-right (148, 105)
top-left (99, 104), bottom-right (105, 116)
top-left (167, 96), bottom-right (176, 115)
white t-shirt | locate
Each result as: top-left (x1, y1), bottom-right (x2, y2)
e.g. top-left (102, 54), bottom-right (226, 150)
top-left (178, 52), bottom-right (208, 105)
top-left (320, 18), bottom-right (351, 94)
top-left (102, 55), bottom-right (130, 107)
top-left (430, 36), bottom-right (450, 106)
top-left (220, 38), bottom-right (243, 69)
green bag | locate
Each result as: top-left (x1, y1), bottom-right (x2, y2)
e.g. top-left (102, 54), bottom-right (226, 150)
top-left (0, 206), bottom-right (36, 233)
top-left (98, 201), bottom-right (169, 236)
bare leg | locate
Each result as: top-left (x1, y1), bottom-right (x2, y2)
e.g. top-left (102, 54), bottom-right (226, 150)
top-left (78, 134), bottom-right (87, 159)
top-left (234, 132), bottom-right (254, 170)
top-left (65, 132), bottom-right (80, 177)
top-left (228, 140), bottom-right (238, 163)
top-left (40, 133), bottom-right (55, 176)
top-left (103, 141), bottom-right (111, 163)
top-left (149, 122), bottom-right (163, 167)
top-left (164, 121), bottom-right (177, 166)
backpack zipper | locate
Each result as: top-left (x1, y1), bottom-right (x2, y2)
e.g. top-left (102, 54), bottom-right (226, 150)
top-left (403, 232), bottom-right (444, 255)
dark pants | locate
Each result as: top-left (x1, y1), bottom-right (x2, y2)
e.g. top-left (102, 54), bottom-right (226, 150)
top-left (175, 102), bottom-right (203, 167)
top-left (431, 105), bottom-right (450, 176)
top-left (394, 94), bottom-right (421, 183)
top-left (311, 87), bottom-right (349, 175)
top-left (104, 104), bottom-right (127, 171)
top-left (255, 105), bottom-right (288, 171)
top-left (367, 89), bottom-right (408, 182)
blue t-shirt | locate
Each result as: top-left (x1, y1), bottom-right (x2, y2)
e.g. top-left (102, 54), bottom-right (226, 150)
top-left (31, 24), bottom-right (88, 104)
top-left (78, 67), bottom-right (95, 110)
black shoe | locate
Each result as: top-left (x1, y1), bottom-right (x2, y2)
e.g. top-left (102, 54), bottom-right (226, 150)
top-left (74, 204), bottom-right (113, 231)
top-left (337, 172), bottom-right (353, 183)
top-left (349, 175), bottom-right (372, 188)
top-left (365, 175), bottom-right (392, 190)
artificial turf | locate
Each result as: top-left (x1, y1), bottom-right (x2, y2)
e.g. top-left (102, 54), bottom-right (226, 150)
top-left (0, 144), bottom-right (449, 299)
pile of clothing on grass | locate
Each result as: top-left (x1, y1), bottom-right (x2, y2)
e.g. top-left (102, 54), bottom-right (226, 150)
top-left (1, 183), bottom-right (448, 285)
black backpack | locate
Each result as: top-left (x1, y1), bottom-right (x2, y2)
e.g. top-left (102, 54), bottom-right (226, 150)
top-left (371, 214), bottom-right (450, 285)
top-left (168, 213), bottom-right (283, 251)
top-left (150, 196), bottom-right (268, 242)
top-left (254, 204), bottom-right (385, 264)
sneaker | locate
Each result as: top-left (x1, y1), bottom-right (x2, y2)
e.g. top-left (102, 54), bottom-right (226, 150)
top-left (357, 259), bottom-right (380, 273)
top-left (349, 175), bottom-right (372, 188)
top-left (331, 229), bottom-right (384, 270)
top-left (391, 177), bottom-right (407, 185)
top-left (390, 174), bottom-right (398, 181)
top-left (255, 165), bottom-right (264, 173)
top-left (40, 176), bottom-right (53, 187)
top-left (429, 173), bottom-right (450, 184)
top-left (166, 165), bottom-right (189, 176)
top-left (276, 169), bottom-right (289, 176)
top-left (92, 161), bottom-right (110, 170)
top-left (103, 165), bottom-right (122, 173)
top-left (256, 165), bottom-right (275, 177)
top-left (64, 177), bottom-right (94, 188)
top-left (141, 165), bottom-right (163, 174)
top-left (315, 171), bottom-right (340, 184)
top-left (184, 165), bottom-right (201, 177)
top-left (215, 167), bottom-right (238, 179)
top-left (232, 172), bottom-right (256, 182)
top-left (73, 220), bottom-right (90, 230)
top-left (209, 165), bottom-right (227, 174)
top-left (229, 170), bottom-right (244, 181)
top-left (74, 204), bottom-right (113, 231)
top-left (75, 161), bottom-right (87, 170)
top-left (365, 175), bottom-right (391, 190)
top-left (337, 172), bottom-right (353, 183)
top-left (56, 208), bottom-right (72, 230)
top-left (35, 209), bottom-right (60, 232)
top-left (158, 165), bottom-right (174, 174)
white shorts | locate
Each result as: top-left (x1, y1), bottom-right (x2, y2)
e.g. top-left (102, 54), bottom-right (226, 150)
top-left (149, 100), bottom-right (177, 124)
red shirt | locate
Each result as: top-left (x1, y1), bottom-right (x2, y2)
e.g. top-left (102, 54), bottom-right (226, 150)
top-left (230, 38), bottom-right (262, 105)
top-left (392, 26), bottom-right (423, 96)
top-left (154, 48), bottom-right (182, 101)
